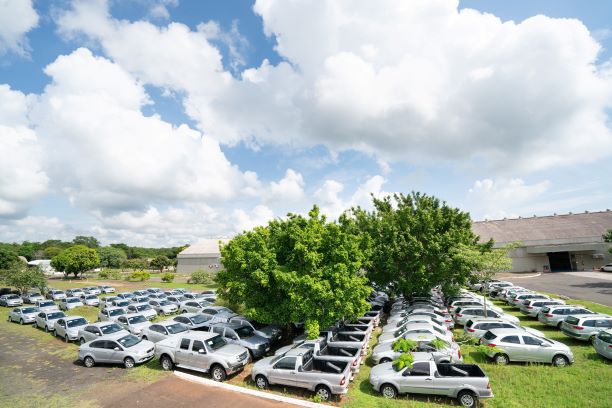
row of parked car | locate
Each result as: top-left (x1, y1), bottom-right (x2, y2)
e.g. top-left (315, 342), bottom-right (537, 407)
top-left (479, 279), bottom-right (612, 361)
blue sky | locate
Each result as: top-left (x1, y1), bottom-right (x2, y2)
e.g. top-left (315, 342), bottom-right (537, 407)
top-left (1, 0), bottom-right (611, 246)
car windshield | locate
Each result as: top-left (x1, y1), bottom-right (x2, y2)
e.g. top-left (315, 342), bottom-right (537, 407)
top-left (598, 331), bottom-right (612, 343)
top-left (191, 314), bottom-right (210, 324)
top-left (116, 301), bottom-right (129, 307)
top-left (206, 334), bottom-right (227, 351)
top-left (166, 323), bottom-right (188, 334)
top-left (235, 326), bottom-right (255, 338)
top-left (101, 323), bottom-right (123, 334)
top-left (137, 305), bottom-right (151, 311)
top-left (117, 335), bottom-right (141, 348)
top-left (67, 318), bottom-right (87, 327)
top-left (6, 294), bottom-right (19, 299)
top-left (23, 307), bottom-right (39, 313)
top-left (109, 309), bottom-right (125, 316)
top-left (39, 301), bottom-right (54, 307)
top-left (128, 315), bottom-right (148, 324)
top-left (67, 298), bottom-right (80, 303)
top-left (48, 312), bottom-right (65, 319)
top-left (86, 295), bottom-right (97, 300)
top-left (159, 300), bottom-right (172, 306)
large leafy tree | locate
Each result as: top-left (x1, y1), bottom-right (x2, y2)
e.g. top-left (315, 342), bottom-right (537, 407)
top-left (72, 236), bottom-right (100, 248)
top-left (0, 246), bottom-right (19, 270)
top-left (353, 192), bottom-right (479, 296)
top-left (604, 230), bottom-right (612, 254)
top-left (217, 206), bottom-right (372, 338)
top-left (0, 264), bottom-right (47, 294)
top-left (97, 246), bottom-right (127, 268)
top-left (51, 245), bottom-right (100, 278)
top-left (150, 255), bottom-right (172, 273)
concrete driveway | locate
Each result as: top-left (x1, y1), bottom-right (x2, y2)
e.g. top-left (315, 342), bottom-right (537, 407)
top-left (501, 271), bottom-right (612, 306)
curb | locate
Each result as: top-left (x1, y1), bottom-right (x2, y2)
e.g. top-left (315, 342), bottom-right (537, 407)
top-left (174, 371), bottom-right (329, 408)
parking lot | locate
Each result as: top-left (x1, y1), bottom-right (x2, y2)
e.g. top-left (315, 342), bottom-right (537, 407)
top-left (500, 272), bottom-right (612, 306)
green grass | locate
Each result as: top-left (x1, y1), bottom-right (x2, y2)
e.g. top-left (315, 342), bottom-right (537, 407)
top-left (342, 300), bottom-right (612, 408)
top-left (46, 277), bottom-right (216, 292)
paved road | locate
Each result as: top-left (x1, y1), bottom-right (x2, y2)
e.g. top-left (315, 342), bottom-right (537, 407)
top-left (502, 272), bottom-right (612, 306)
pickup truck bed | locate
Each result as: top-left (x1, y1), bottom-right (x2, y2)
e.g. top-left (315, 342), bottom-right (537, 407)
top-left (437, 363), bottom-right (486, 377)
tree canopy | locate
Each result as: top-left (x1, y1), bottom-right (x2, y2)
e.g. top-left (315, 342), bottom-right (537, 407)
top-left (604, 229), bottom-right (612, 254)
top-left (217, 206), bottom-right (372, 338)
top-left (0, 246), bottom-right (19, 270)
top-left (150, 255), bottom-right (172, 273)
top-left (97, 246), bottom-right (128, 268)
top-left (352, 192), bottom-right (480, 296)
top-left (51, 245), bottom-right (100, 278)
top-left (72, 236), bottom-right (100, 248)
top-left (0, 263), bottom-right (47, 294)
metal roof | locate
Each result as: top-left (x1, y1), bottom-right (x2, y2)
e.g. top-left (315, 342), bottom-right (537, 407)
top-left (178, 239), bottom-right (230, 257)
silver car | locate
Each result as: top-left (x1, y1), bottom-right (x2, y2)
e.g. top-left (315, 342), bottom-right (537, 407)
top-left (372, 335), bottom-right (462, 365)
top-left (98, 285), bottom-right (116, 294)
top-left (537, 305), bottom-right (595, 328)
top-left (519, 299), bottom-right (565, 317)
top-left (0, 294), bottom-right (24, 307)
top-left (593, 329), bottom-right (612, 360)
top-left (561, 314), bottom-right (612, 341)
top-left (509, 293), bottom-right (549, 308)
top-left (8, 306), bottom-right (40, 324)
top-left (59, 297), bottom-right (84, 311)
top-left (141, 320), bottom-right (189, 343)
top-left (378, 323), bottom-right (453, 345)
top-left (83, 286), bottom-right (101, 295)
top-left (126, 303), bottom-right (158, 320)
top-left (22, 292), bottom-right (45, 304)
top-left (78, 332), bottom-right (155, 368)
top-left (99, 296), bottom-right (119, 309)
top-left (166, 295), bottom-right (185, 306)
top-left (78, 321), bottom-right (128, 344)
top-left (54, 316), bottom-right (89, 342)
top-left (66, 289), bottom-right (85, 298)
top-left (46, 290), bottom-right (67, 301)
top-left (481, 328), bottom-right (573, 366)
top-left (130, 296), bottom-right (150, 304)
top-left (454, 307), bottom-right (519, 326)
top-left (34, 310), bottom-right (66, 331)
top-left (117, 292), bottom-right (135, 300)
top-left (149, 299), bottom-right (179, 315)
top-left (110, 299), bottom-right (131, 310)
top-left (464, 318), bottom-right (545, 339)
top-left (179, 300), bottom-right (212, 314)
top-left (35, 300), bottom-right (59, 312)
top-left (98, 307), bottom-right (127, 322)
top-left (117, 313), bottom-right (152, 337)
top-left (82, 294), bottom-right (100, 307)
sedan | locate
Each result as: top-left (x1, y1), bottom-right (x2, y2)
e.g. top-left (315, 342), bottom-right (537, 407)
top-left (8, 306), bottom-right (40, 324)
top-left (126, 303), bottom-right (158, 320)
top-left (481, 328), bottom-right (573, 366)
top-left (99, 296), bottom-right (119, 309)
top-left (132, 290), bottom-right (150, 297)
top-left (0, 294), bottom-right (24, 307)
top-left (98, 307), bottom-right (127, 322)
top-left (78, 321), bottom-right (128, 344)
top-left (131, 296), bottom-right (150, 304)
top-left (166, 295), bottom-right (185, 306)
top-left (593, 329), bottom-right (612, 360)
top-left (149, 299), bottom-right (178, 315)
top-left (46, 290), bottom-right (67, 301)
top-left (141, 320), bottom-right (189, 343)
top-left (454, 307), bottom-right (519, 326)
top-left (110, 299), bottom-right (131, 310)
top-left (179, 300), bottom-right (212, 314)
top-left (82, 294), bottom-right (100, 307)
top-left (34, 310), bottom-right (66, 331)
top-left (172, 313), bottom-right (215, 331)
top-left (372, 336), bottom-right (461, 365)
top-left (378, 323), bottom-right (452, 345)
top-left (464, 318), bottom-right (545, 339)
top-left (116, 292), bottom-right (135, 300)
top-left (22, 292), bottom-right (45, 304)
top-left (54, 316), bottom-right (89, 342)
top-left (83, 286), bottom-right (101, 295)
top-left (35, 300), bottom-right (59, 312)
top-left (66, 289), bottom-right (85, 298)
top-left (117, 314), bottom-right (152, 337)
top-left (97, 285), bottom-right (116, 294)
top-left (59, 297), bottom-right (84, 311)
top-left (78, 333), bottom-right (155, 368)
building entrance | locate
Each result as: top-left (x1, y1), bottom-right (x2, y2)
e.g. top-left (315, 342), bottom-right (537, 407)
top-left (547, 252), bottom-right (572, 272)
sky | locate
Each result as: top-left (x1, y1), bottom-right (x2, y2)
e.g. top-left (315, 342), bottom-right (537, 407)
top-left (0, 0), bottom-right (611, 247)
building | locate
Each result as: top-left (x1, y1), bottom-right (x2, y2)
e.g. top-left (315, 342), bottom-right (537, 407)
top-left (472, 210), bottom-right (612, 273)
top-left (176, 239), bottom-right (230, 274)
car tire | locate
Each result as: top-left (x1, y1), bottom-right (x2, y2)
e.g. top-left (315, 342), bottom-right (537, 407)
top-left (79, 338), bottom-right (86, 345)
top-left (255, 375), bottom-right (269, 389)
top-left (379, 358), bottom-right (392, 364)
top-left (44, 325), bottom-right (50, 332)
top-left (380, 383), bottom-right (397, 399)
top-left (590, 335), bottom-right (596, 345)
top-left (315, 385), bottom-right (332, 402)
top-left (457, 390), bottom-right (477, 408)
top-left (494, 353), bottom-right (509, 365)
top-left (64, 333), bottom-right (70, 343)
top-left (211, 364), bottom-right (226, 382)
top-left (160, 355), bottom-right (174, 371)
top-left (19, 318), bottom-right (24, 325)
top-left (552, 354), bottom-right (569, 367)
top-left (557, 322), bottom-right (563, 329)
top-left (141, 336), bottom-right (148, 341)
top-left (84, 356), bottom-right (95, 368)
top-left (124, 357), bottom-right (135, 369)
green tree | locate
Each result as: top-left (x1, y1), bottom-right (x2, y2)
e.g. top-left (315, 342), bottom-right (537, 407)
top-left (150, 255), bottom-right (172, 273)
top-left (97, 246), bottom-right (127, 268)
top-left (121, 258), bottom-right (149, 270)
top-left (51, 245), bottom-right (100, 278)
top-left (0, 246), bottom-right (19, 270)
top-left (43, 246), bottom-right (63, 259)
top-left (217, 206), bottom-right (372, 339)
top-left (353, 192), bottom-right (479, 297)
top-left (0, 264), bottom-right (47, 294)
top-left (72, 235), bottom-right (100, 248)
top-left (18, 241), bottom-right (40, 261)
top-left (604, 229), bottom-right (612, 254)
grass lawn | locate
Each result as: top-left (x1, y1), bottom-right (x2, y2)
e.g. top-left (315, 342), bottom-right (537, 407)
top-left (46, 276), bottom-right (217, 292)
top-left (342, 298), bottom-right (612, 408)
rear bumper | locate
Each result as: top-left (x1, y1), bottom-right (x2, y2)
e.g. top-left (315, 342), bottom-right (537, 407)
top-left (561, 328), bottom-right (587, 340)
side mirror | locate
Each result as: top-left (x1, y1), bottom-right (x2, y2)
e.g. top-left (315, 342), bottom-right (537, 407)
top-left (198, 348), bottom-right (206, 354)
top-left (298, 366), bottom-right (303, 372)
top-left (114, 347), bottom-right (121, 351)
top-left (96, 333), bottom-right (101, 336)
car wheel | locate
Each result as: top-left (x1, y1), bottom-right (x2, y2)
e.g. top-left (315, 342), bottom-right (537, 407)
top-left (552, 354), bottom-right (569, 367)
top-left (19, 318), bottom-right (24, 325)
top-left (124, 357), bottom-right (135, 369)
top-left (494, 353), bottom-right (509, 365)
top-left (79, 338), bottom-right (86, 345)
top-left (590, 335), bottom-right (596, 345)
top-left (160, 355), bottom-right (174, 371)
top-left (64, 333), bottom-right (70, 343)
top-left (380, 383), bottom-right (397, 399)
top-left (557, 322), bottom-right (563, 329)
top-left (211, 364), bottom-right (226, 382)
top-left (457, 390), bottom-right (477, 408)
top-left (379, 358), bottom-right (392, 364)
top-left (141, 335), bottom-right (148, 341)
top-left (84, 356), bottom-right (95, 368)
top-left (315, 385), bottom-right (332, 402)
top-left (255, 375), bottom-right (269, 389)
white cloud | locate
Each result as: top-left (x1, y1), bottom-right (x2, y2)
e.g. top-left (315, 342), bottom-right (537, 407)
top-left (0, 216), bottom-right (68, 243)
top-left (0, 0), bottom-right (38, 55)
top-left (0, 85), bottom-right (48, 217)
top-left (315, 175), bottom-right (389, 219)
top-left (267, 169), bottom-right (305, 202)
top-left (233, 204), bottom-right (275, 232)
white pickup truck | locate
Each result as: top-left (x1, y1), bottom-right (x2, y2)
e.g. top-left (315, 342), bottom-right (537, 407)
top-left (369, 359), bottom-right (493, 408)
top-left (275, 337), bottom-right (362, 373)
top-left (252, 348), bottom-right (351, 402)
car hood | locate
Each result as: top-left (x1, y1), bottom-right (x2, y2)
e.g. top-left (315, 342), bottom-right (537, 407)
top-left (370, 362), bottom-right (398, 378)
top-left (216, 344), bottom-right (248, 359)
top-left (128, 340), bottom-right (155, 354)
top-left (23, 311), bottom-right (39, 317)
top-left (131, 322), bottom-right (151, 330)
top-left (253, 355), bottom-right (276, 370)
top-left (243, 334), bottom-right (269, 347)
top-left (373, 343), bottom-right (394, 354)
top-left (274, 344), bottom-right (294, 356)
top-left (378, 332), bottom-right (399, 343)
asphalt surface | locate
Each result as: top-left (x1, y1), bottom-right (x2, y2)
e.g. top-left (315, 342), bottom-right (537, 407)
top-left (501, 271), bottom-right (612, 306)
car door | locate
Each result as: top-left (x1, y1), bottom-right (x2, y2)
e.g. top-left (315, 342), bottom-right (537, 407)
top-left (270, 356), bottom-right (297, 386)
top-left (90, 340), bottom-right (110, 362)
top-left (149, 325), bottom-right (165, 342)
top-left (398, 362), bottom-right (434, 394)
top-left (106, 340), bottom-right (124, 364)
top-left (117, 316), bottom-right (129, 332)
top-left (36, 312), bottom-right (45, 328)
top-left (499, 335), bottom-right (522, 361)
top-left (175, 338), bottom-right (193, 366)
top-left (520, 335), bottom-right (547, 362)
top-left (224, 328), bottom-right (240, 346)
top-left (56, 319), bottom-right (67, 337)
top-left (189, 339), bottom-right (209, 369)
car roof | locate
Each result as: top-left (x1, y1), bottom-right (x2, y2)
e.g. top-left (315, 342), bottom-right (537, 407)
top-left (468, 318), bottom-right (509, 324)
top-left (104, 306), bottom-right (125, 311)
top-left (130, 302), bottom-right (150, 307)
top-left (178, 331), bottom-right (217, 341)
top-left (570, 314), bottom-right (611, 320)
top-left (156, 319), bottom-right (183, 327)
top-left (65, 315), bottom-right (86, 321)
top-left (88, 321), bottom-right (118, 327)
top-left (210, 321), bottom-right (243, 329)
top-left (486, 328), bottom-right (528, 336)
top-left (404, 332), bottom-right (436, 341)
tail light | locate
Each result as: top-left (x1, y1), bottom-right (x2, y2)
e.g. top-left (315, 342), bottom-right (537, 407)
top-left (467, 328), bottom-right (475, 332)
top-left (486, 382), bottom-right (491, 389)
top-left (608, 345), bottom-right (612, 349)
top-left (445, 319), bottom-right (452, 323)
top-left (340, 376), bottom-right (346, 386)
top-left (487, 343), bottom-right (497, 347)
top-left (458, 349), bottom-right (461, 359)
top-left (352, 359), bottom-right (358, 366)
top-left (456, 314), bottom-right (463, 317)
top-left (545, 313), bottom-right (553, 317)
top-left (527, 306), bottom-right (533, 309)
top-left (572, 325), bottom-right (584, 330)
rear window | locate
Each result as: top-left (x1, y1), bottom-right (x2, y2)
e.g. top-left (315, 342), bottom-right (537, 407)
top-left (565, 316), bottom-right (580, 325)
top-left (597, 331), bottom-right (612, 343)
top-left (483, 331), bottom-right (496, 341)
top-left (465, 319), bottom-right (474, 328)
top-left (540, 307), bottom-right (550, 313)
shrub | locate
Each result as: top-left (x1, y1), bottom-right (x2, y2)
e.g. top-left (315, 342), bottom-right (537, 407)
top-left (129, 270), bottom-right (150, 282)
top-left (188, 270), bottom-right (216, 285)
top-left (161, 272), bottom-right (175, 283)
top-left (109, 270), bottom-right (122, 280)
top-left (98, 270), bottom-right (110, 279)
top-left (392, 338), bottom-right (418, 353)
top-left (392, 353), bottom-right (414, 371)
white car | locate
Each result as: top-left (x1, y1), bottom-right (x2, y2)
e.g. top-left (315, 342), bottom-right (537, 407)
top-left (82, 294), bottom-right (100, 307)
top-left (117, 313), bottom-right (152, 337)
top-left (54, 316), bottom-right (88, 342)
top-left (35, 310), bottom-right (66, 331)
top-left (35, 300), bottom-right (59, 312)
top-left (59, 297), bottom-right (84, 311)
top-left (602, 264), bottom-right (612, 272)
top-left (22, 292), bottom-right (45, 304)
